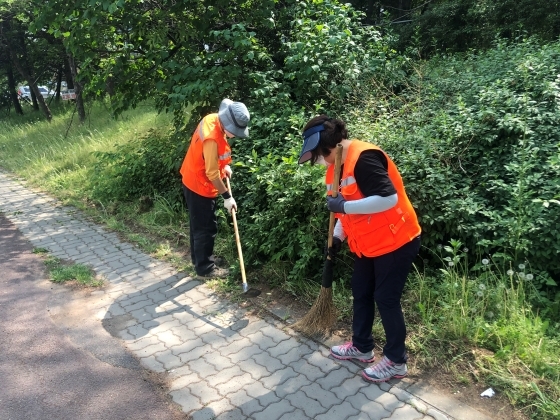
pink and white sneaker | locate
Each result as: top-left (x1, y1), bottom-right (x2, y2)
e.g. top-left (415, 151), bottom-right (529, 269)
top-left (362, 355), bottom-right (407, 382)
top-left (330, 341), bottom-right (375, 363)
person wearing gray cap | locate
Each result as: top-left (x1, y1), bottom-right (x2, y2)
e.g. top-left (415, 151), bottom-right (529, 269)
top-left (179, 99), bottom-right (250, 278)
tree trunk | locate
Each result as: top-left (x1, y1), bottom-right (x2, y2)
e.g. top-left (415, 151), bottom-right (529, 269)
top-left (9, 49), bottom-right (52, 121)
top-left (64, 59), bottom-right (74, 90)
top-left (6, 64), bottom-right (24, 115)
top-left (30, 87), bottom-right (39, 111)
top-left (67, 53), bottom-right (86, 123)
top-left (106, 75), bottom-right (115, 97)
top-left (55, 66), bottom-right (63, 102)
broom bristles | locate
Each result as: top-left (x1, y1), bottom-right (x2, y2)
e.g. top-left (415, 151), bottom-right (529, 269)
top-left (292, 286), bottom-right (337, 336)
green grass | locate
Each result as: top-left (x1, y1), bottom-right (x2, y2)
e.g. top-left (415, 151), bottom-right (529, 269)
top-left (403, 240), bottom-right (560, 419)
top-left (0, 100), bottom-right (172, 204)
top-left (43, 255), bottom-right (102, 287)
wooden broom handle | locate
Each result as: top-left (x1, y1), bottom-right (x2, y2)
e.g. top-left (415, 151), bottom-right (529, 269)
top-left (327, 144), bottom-right (344, 250)
top-left (225, 177), bottom-right (248, 286)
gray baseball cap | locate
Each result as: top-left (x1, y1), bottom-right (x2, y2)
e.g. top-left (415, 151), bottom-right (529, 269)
top-left (218, 99), bottom-right (250, 138)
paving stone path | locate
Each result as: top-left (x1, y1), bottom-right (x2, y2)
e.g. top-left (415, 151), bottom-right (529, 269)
top-left (0, 171), bottom-right (460, 420)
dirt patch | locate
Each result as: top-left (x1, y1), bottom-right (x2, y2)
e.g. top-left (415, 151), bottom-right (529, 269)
top-left (417, 370), bottom-right (529, 420)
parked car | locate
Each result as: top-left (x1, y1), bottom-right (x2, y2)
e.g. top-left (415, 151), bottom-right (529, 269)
top-left (17, 85), bottom-right (53, 101)
top-left (17, 86), bottom-right (31, 101)
top-left (61, 89), bottom-right (76, 101)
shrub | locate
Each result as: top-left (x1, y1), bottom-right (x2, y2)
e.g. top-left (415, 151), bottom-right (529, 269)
top-left (348, 38), bottom-right (560, 283)
top-left (90, 128), bottom-right (185, 204)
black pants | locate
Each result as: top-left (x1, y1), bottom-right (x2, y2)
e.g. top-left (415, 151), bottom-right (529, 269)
top-left (351, 236), bottom-right (421, 364)
top-left (183, 185), bottom-right (218, 276)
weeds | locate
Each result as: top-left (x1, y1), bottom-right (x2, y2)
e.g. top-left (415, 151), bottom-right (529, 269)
top-left (43, 255), bottom-right (102, 287)
top-left (406, 239), bottom-right (560, 418)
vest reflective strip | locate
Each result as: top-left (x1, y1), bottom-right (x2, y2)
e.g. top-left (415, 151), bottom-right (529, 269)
top-left (389, 211), bottom-right (409, 234)
top-left (219, 151), bottom-right (231, 160)
top-left (198, 121), bottom-right (204, 141)
top-left (326, 176), bottom-right (357, 193)
top-left (340, 176), bottom-right (356, 187)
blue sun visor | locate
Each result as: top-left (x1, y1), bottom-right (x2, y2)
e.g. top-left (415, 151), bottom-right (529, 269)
top-left (298, 124), bottom-right (325, 164)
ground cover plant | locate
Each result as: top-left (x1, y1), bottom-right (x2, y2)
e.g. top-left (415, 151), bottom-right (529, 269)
top-left (405, 240), bottom-right (559, 418)
top-left (33, 247), bottom-right (102, 287)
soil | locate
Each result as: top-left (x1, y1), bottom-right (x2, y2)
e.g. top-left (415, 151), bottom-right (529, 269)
top-left (417, 371), bottom-right (529, 420)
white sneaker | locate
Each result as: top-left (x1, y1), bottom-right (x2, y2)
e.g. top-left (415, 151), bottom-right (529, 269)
top-left (362, 355), bottom-right (407, 382)
top-left (330, 341), bottom-right (375, 363)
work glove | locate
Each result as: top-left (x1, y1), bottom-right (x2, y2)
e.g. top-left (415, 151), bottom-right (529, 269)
top-left (224, 165), bottom-right (233, 179)
top-left (325, 236), bottom-right (343, 260)
top-left (224, 197), bottom-right (237, 214)
top-left (327, 195), bottom-right (347, 214)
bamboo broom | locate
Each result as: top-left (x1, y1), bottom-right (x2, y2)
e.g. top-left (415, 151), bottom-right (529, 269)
top-left (293, 144), bottom-right (343, 336)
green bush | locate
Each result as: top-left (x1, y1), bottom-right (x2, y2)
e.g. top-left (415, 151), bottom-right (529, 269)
top-left (347, 39), bottom-right (560, 285)
top-left (391, 0), bottom-right (560, 54)
top-left (225, 0), bottom-right (399, 284)
top-left (90, 128), bottom-right (185, 203)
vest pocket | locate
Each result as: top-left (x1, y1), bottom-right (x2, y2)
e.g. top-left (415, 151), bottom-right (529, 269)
top-left (346, 213), bottom-right (396, 255)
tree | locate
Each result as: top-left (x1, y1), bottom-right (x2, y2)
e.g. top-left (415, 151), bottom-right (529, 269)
top-left (391, 0), bottom-right (560, 54)
top-left (0, 1), bottom-right (53, 120)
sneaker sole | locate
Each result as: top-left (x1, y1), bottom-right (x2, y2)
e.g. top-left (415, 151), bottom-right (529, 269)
top-left (196, 272), bottom-right (228, 279)
top-left (361, 370), bottom-right (407, 383)
top-left (330, 351), bottom-right (375, 363)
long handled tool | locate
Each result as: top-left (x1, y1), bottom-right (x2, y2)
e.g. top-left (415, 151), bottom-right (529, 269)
top-left (293, 144), bottom-right (343, 335)
top-left (226, 177), bottom-right (261, 298)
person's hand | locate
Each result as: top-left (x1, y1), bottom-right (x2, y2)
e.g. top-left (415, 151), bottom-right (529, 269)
top-left (224, 197), bottom-right (237, 214)
top-left (325, 236), bottom-right (342, 260)
top-left (327, 195), bottom-right (347, 213)
top-left (224, 165), bottom-right (232, 179)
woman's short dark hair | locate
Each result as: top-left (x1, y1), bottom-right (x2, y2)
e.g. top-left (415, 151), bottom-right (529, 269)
top-left (303, 115), bottom-right (348, 164)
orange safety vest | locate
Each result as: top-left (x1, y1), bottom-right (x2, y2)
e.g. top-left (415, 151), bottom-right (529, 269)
top-left (326, 140), bottom-right (421, 257)
top-left (180, 114), bottom-right (232, 198)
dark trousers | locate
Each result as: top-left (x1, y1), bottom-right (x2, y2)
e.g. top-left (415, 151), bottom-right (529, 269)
top-left (351, 236), bottom-right (421, 364)
top-left (183, 185), bottom-right (218, 275)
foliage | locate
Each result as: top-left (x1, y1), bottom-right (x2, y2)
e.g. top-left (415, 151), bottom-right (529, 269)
top-left (280, 0), bottom-right (389, 106)
top-left (346, 38), bottom-right (560, 283)
top-left (407, 239), bottom-right (560, 418)
top-left (90, 128), bottom-right (184, 203)
top-left (391, 0), bottom-right (560, 55)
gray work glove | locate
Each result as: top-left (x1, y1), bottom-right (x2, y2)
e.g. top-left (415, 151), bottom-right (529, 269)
top-left (327, 195), bottom-right (347, 214)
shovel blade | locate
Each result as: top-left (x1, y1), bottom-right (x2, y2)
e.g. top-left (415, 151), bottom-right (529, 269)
top-left (242, 282), bottom-right (261, 298)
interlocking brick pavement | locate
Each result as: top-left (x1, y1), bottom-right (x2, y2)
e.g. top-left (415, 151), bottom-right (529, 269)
top-left (0, 170), bottom-right (494, 420)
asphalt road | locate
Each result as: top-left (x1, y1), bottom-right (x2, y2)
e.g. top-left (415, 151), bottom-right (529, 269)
top-left (0, 214), bottom-right (186, 420)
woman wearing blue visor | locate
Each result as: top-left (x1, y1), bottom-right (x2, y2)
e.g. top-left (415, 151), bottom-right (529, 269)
top-left (298, 115), bottom-right (421, 383)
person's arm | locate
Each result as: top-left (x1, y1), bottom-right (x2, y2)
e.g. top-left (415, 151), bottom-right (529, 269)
top-left (343, 194), bottom-right (397, 214)
top-left (345, 150), bottom-right (398, 214)
top-left (327, 150), bottom-right (399, 214)
top-left (203, 140), bottom-right (236, 212)
top-left (203, 140), bottom-right (228, 195)
top-left (333, 219), bottom-right (347, 241)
